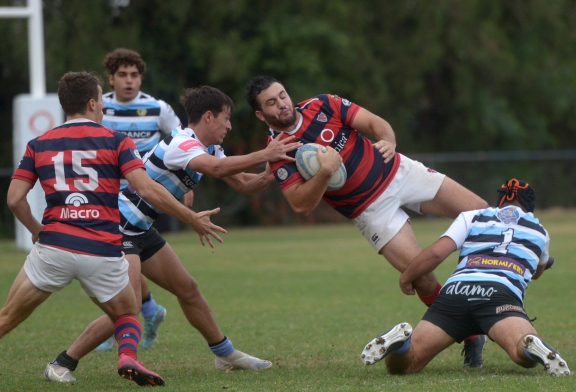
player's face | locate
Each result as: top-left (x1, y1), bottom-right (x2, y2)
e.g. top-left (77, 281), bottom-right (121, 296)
top-left (108, 64), bottom-right (142, 102)
top-left (208, 105), bottom-right (232, 145)
top-left (255, 82), bottom-right (297, 131)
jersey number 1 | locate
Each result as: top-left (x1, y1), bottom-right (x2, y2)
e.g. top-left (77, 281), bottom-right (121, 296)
top-left (493, 228), bottom-right (514, 254)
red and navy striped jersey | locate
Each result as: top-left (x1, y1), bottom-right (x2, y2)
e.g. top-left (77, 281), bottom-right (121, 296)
top-left (12, 120), bottom-right (144, 257)
top-left (269, 94), bottom-right (400, 219)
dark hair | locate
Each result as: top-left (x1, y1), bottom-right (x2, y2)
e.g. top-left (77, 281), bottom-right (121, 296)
top-left (245, 75), bottom-right (280, 111)
top-left (57, 71), bottom-right (101, 115)
top-left (496, 178), bottom-right (536, 212)
top-left (180, 86), bottom-right (234, 124)
top-left (103, 48), bottom-right (146, 75)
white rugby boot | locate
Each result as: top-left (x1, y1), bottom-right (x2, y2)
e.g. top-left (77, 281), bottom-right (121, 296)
top-left (361, 322), bottom-right (413, 365)
top-left (523, 335), bottom-right (571, 376)
top-left (214, 350), bottom-right (272, 371)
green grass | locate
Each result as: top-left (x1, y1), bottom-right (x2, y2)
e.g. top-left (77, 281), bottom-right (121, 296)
top-left (0, 210), bottom-right (575, 391)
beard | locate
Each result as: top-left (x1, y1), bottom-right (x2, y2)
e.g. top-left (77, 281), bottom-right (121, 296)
top-left (263, 108), bottom-right (297, 130)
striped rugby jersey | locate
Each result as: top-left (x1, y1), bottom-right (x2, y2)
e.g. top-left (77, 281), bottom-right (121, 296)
top-left (102, 91), bottom-right (181, 154)
top-left (443, 206), bottom-right (550, 302)
top-left (119, 127), bottom-right (224, 235)
top-left (269, 94), bottom-right (400, 219)
top-left (12, 119), bottom-right (145, 257)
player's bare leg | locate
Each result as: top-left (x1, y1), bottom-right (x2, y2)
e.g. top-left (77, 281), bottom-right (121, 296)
top-left (420, 176), bottom-right (488, 218)
top-left (0, 268), bottom-right (50, 338)
top-left (380, 222), bottom-right (441, 303)
top-left (141, 244), bottom-right (271, 370)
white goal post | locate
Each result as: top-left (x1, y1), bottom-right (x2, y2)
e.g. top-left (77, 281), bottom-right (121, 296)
top-left (0, 0), bottom-right (63, 251)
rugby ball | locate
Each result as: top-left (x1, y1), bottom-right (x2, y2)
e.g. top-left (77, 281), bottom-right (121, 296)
top-left (295, 143), bottom-right (347, 191)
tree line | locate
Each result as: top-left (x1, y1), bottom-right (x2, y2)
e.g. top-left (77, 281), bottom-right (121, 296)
top-left (1, 0), bottom-right (574, 233)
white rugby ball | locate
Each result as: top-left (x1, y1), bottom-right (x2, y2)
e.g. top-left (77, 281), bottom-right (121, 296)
top-left (295, 143), bottom-right (347, 191)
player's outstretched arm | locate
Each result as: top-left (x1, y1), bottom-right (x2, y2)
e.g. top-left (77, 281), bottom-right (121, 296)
top-left (189, 135), bottom-right (301, 179)
top-left (222, 164), bottom-right (276, 195)
top-left (125, 168), bottom-right (227, 247)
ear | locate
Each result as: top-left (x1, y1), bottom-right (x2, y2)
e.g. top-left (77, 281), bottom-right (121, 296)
top-left (87, 98), bottom-right (97, 113)
top-left (202, 110), bottom-right (214, 123)
top-left (107, 74), bottom-right (115, 89)
top-left (255, 110), bottom-right (265, 122)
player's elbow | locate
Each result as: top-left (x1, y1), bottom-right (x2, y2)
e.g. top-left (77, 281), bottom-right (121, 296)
top-left (6, 195), bottom-right (19, 212)
top-left (6, 189), bottom-right (24, 213)
top-left (290, 202), bottom-right (314, 216)
top-left (205, 163), bottom-right (232, 179)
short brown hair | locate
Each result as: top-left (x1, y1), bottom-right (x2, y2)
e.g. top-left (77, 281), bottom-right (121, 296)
top-left (57, 72), bottom-right (101, 115)
top-left (180, 86), bottom-right (234, 124)
top-left (103, 48), bottom-right (146, 75)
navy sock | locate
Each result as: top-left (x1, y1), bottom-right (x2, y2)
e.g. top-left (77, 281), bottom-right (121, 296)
top-left (54, 350), bottom-right (78, 371)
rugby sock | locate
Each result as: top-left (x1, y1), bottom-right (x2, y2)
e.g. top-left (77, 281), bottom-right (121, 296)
top-left (141, 293), bottom-right (159, 319)
top-left (209, 336), bottom-right (235, 357)
top-left (114, 314), bottom-right (141, 360)
top-left (53, 350), bottom-right (79, 371)
top-left (418, 282), bottom-right (442, 306)
top-left (393, 339), bottom-right (412, 355)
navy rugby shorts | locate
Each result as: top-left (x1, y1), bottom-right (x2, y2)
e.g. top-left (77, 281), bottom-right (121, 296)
top-left (121, 227), bottom-right (167, 262)
top-left (422, 280), bottom-right (531, 342)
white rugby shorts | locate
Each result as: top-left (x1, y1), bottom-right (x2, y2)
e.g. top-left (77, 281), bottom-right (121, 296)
top-left (23, 242), bottom-right (130, 303)
top-left (354, 154), bottom-right (445, 252)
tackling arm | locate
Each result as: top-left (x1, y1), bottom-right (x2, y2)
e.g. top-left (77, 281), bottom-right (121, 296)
top-left (189, 134), bottom-right (300, 179)
top-left (399, 236), bottom-right (457, 295)
top-left (222, 165), bottom-right (275, 195)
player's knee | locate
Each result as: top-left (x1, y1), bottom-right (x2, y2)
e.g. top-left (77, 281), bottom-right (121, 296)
top-left (174, 277), bottom-right (201, 301)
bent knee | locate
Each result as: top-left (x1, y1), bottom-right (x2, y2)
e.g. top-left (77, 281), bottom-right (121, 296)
top-left (173, 278), bottom-right (202, 301)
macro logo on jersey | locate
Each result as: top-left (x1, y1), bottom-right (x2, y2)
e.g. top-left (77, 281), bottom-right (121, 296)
top-left (59, 192), bottom-right (101, 220)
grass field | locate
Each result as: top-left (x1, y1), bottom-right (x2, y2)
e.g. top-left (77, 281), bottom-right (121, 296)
top-left (0, 210), bottom-right (574, 391)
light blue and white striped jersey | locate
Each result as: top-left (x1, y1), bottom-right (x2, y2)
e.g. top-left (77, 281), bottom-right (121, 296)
top-left (119, 127), bottom-right (226, 235)
top-left (443, 206), bottom-right (549, 302)
top-left (102, 91), bottom-right (181, 155)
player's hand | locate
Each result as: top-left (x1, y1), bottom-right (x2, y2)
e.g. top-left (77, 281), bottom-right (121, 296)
top-left (372, 139), bottom-right (396, 163)
top-left (30, 224), bottom-right (42, 244)
top-left (317, 145), bottom-right (342, 175)
top-left (189, 207), bottom-right (227, 248)
top-left (265, 134), bottom-right (302, 162)
top-left (399, 275), bottom-right (416, 296)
